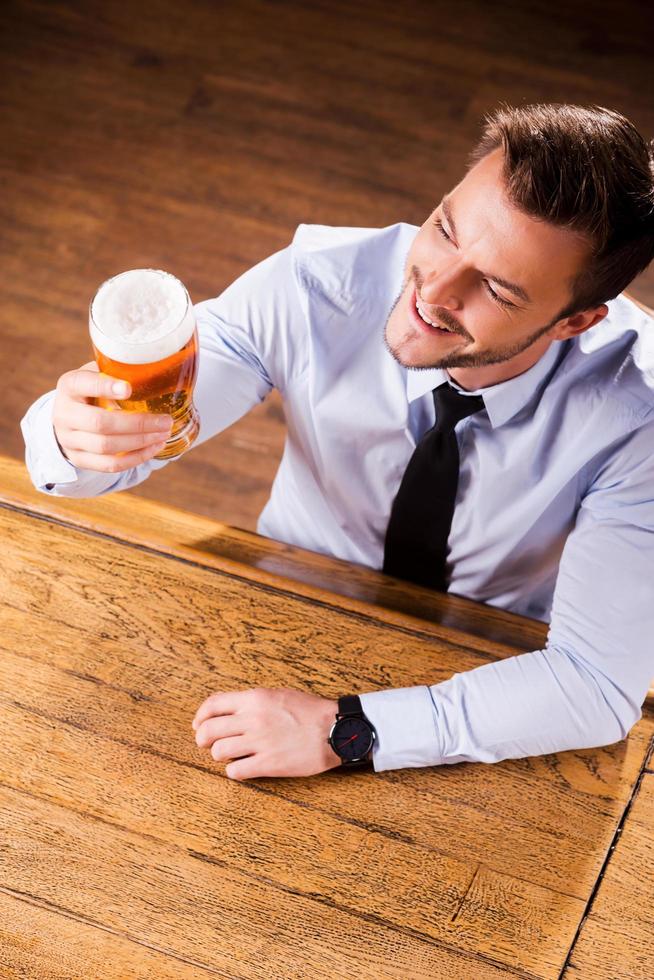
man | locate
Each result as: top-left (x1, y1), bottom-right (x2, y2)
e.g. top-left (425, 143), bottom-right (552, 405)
top-left (21, 103), bottom-right (654, 782)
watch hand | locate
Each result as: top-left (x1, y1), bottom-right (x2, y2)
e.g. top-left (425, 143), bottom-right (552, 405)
top-left (337, 734), bottom-right (359, 748)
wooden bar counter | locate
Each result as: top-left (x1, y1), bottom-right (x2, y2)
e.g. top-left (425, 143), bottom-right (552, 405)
top-left (1, 455), bottom-right (652, 979)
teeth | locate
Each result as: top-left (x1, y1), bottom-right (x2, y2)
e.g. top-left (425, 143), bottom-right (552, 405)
top-left (416, 299), bottom-right (451, 331)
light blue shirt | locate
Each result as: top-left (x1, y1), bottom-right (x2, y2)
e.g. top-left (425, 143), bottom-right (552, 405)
top-left (21, 222), bottom-right (654, 773)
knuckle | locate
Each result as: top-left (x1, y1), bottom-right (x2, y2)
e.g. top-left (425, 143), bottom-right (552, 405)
top-left (91, 411), bottom-right (106, 435)
top-left (248, 688), bottom-right (268, 709)
top-left (71, 372), bottom-right (88, 399)
top-left (56, 372), bottom-right (71, 394)
top-left (96, 434), bottom-right (112, 454)
top-left (248, 711), bottom-right (265, 730)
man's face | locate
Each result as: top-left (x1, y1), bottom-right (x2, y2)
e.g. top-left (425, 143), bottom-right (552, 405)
top-left (384, 148), bottom-right (591, 386)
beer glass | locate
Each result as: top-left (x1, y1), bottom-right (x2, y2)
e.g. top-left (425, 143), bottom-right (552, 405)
top-left (89, 268), bottom-right (200, 460)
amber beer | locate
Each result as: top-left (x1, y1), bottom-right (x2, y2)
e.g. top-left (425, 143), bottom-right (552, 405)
top-left (89, 269), bottom-right (200, 459)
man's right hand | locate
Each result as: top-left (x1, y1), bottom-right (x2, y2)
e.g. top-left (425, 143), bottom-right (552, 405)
top-left (52, 362), bottom-right (173, 473)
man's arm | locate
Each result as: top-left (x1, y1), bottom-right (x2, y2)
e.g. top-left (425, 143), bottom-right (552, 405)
top-left (20, 243), bottom-right (302, 498)
top-left (359, 421), bottom-right (654, 771)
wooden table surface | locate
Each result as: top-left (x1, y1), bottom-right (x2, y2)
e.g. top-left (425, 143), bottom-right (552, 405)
top-left (1, 456), bottom-right (653, 980)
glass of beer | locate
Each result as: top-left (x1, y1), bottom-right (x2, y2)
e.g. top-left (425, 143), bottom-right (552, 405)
top-left (89, 268), bottom-right (200, 460)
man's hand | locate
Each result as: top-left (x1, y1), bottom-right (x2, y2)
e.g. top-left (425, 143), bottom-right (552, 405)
top-left (52, 362), bottom-right (173, 472)
top-left (191, 687), bottom-right (342, 780)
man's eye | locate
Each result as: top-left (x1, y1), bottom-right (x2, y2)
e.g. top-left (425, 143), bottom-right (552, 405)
top-left (483, 280), bottom-right (514, 309)
top-left (433, 216), bottom-right (515, 310)
top-left (433, 218), bottom-right (451, 242)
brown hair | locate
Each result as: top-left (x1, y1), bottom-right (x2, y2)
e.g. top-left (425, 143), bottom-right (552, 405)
top-left (468, 103), bottom-right (654, 319)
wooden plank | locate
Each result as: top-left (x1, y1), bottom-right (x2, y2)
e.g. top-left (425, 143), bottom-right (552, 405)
top-left (0, 455), bottom-right (550, 654)
top-left (0, 891), bottom-right (220, 980)
top-left (562, 772), bottom-right (654, 980)
top-left (3, 505), bottom-right (653, 977)
top-left (3, 503), bottom-right (651, 897)
top-left (0, 787), bottom-right (520, 980)
top-left (0, 694), bottom-right (475, 948)
top-left (4, 631), bottom-right (652, 902)
top-left (3, 452), bottom-right (652, 699)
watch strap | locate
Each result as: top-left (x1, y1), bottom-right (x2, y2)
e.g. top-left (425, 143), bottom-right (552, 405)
top-left (337, 694), bottom-right (363, 717)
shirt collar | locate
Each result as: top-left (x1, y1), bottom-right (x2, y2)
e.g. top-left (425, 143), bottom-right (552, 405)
top-left (405, 340), bottom-right (565, 428)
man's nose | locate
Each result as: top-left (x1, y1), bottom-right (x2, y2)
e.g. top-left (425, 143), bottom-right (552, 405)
top-left (419, 261), bottom-right (464, 311)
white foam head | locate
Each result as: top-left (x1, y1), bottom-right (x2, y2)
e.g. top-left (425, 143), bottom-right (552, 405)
top-left (90, 269), bottom-right (195, 365)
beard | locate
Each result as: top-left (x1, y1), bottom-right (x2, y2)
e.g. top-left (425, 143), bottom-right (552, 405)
top-left (383, 276), bottom-right (559, 371)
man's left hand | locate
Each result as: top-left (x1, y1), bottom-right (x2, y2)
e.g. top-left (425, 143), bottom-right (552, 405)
top-left (192, 687), bottom-right (342, 780)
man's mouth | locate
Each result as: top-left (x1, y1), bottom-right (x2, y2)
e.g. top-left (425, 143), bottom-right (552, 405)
top-left (409, 286), bottom-right (459, 336)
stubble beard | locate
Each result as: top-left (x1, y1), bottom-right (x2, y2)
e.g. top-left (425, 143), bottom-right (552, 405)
top-left (382, 278), bottom-right (558, 371)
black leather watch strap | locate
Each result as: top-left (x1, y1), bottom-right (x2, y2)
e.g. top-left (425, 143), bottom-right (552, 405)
top-left (337, 694), bottom-right (363, 717)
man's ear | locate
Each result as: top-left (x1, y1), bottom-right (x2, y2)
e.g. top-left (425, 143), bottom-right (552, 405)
top-left (550, 304), bottom-right (609, 340)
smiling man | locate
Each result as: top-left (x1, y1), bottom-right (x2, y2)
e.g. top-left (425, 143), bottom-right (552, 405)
top-left (22, 103), bottom-right (654, 781)
top-left (386, 149), bottom-right (600, 380)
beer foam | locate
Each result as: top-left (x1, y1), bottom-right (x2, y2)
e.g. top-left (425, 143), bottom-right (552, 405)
top-left (90, 269), bottom-right (195, 364)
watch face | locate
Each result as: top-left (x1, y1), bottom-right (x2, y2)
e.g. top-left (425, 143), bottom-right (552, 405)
top-left (330, 717), bottom-right (374, 762)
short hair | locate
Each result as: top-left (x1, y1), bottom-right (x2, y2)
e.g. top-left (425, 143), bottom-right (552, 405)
top-left (468, 103), bottom-right (654, 319)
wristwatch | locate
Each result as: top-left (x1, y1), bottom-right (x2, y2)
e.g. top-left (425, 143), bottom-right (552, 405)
top-left (327, 695), bottom-right (377, 768)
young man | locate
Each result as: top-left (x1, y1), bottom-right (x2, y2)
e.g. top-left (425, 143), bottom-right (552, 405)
top-left (22, 104), bottom-right (654, 781)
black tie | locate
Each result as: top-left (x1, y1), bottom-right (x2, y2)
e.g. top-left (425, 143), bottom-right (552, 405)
top-left (383, 382), bottom-right (485, 591)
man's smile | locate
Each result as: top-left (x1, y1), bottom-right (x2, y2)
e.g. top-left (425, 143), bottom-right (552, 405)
top-left (408, 283), bottom-right (463, 338)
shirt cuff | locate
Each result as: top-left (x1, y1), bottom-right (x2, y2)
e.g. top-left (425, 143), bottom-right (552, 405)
top-left (358, 686), bottom-right (443, 772)
top-left (20, 391), bottom-right (80, 491)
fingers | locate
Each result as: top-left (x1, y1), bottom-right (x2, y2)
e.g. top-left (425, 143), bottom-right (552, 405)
top-left (210, 737), bottom-right (254, 763)
top-left (193, 711), bottom-right (255, 770)
top-left (192, 691), bottom-right (249, 730)
top-left (53, 404), bottom-right (173, 470)
top-left (57, 367), bottom-right (132, 402)
top-left (56, 428), bottom-right (173, 456)
top-left (194, 715), bottom-right (245, 749)
top-left (56, 401), bottom-right (173, 436)
top-left (52, 364), bottom-right (174, 472)
top-left (60, 442), bottom-right (169, 474)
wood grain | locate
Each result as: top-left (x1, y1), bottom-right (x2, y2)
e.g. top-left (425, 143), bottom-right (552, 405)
top-left (4, 454), bottom-right (653, 703)
top-left (3, 499), bottom-right (654, 977)
top-left (4, 786), bottom-right (520, 980)
top-left (3, 0), bottom-right (653, 533)
top-left (562, 772), bottom-right (654, 980)
top-left (0, 891), bottom-right (220, 980)
top-left (0, 454), bottom-right (550, 653)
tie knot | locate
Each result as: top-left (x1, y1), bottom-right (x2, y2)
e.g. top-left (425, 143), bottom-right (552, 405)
top-left (432, 382), bottom-right (485, 434)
